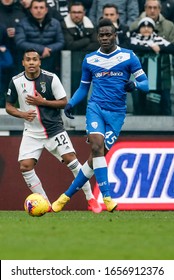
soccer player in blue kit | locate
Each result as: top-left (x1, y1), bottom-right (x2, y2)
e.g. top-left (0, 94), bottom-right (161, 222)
top-left (52, 18), bottom-right (149, 213)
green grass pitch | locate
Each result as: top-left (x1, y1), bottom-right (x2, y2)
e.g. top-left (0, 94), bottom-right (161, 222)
top-left (0, 210), bottom-right (174, 260)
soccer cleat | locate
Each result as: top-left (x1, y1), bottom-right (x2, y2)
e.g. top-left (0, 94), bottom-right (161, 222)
top-left (103, 197), bottom-right (117, 212)
top-left (88, 198), bottom-right (102, 213)
top-left (47, 205), bottom-right (54, 212)
top-left (52, 193), bottom-right (70, 212)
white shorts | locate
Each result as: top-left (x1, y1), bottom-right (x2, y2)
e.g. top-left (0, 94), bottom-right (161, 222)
top-left (18, 131), bottom-right (75, 162)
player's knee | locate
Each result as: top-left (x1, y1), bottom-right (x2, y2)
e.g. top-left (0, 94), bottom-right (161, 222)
top-left (20, 164), bottom-right (32, 173)
top-left (19, 160), bottom-right (35, 172)
top-left (62, 152), bottom-right (76, 165)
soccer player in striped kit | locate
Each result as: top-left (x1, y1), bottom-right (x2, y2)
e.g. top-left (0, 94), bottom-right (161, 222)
top-left (6, 48), bottom-right (102, 213)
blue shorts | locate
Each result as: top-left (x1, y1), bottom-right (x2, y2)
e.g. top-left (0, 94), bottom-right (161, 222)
top-left (86, 101), bottom-right (125, 149)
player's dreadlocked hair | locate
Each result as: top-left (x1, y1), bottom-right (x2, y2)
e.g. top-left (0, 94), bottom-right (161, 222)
top-left (97, 18), bottom-right (116, 34)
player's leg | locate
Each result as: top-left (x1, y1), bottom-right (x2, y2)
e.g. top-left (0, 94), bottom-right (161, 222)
top-left (85, 103), bottom-right (117, 211)
top-left (51, 156), bottom-right (94, 212)
top-left (88, 133), bottom-right (117, 212)
top-left (54, 132), bottom-right (117, 212)
top-left (19, 135), bottom-right (51, 204)
top-left (47, 131), bottom-right (102, 213)
top-left (52, 102), bottom-right (116, 212)
top-left (64, 155), bottom-right (102, 213)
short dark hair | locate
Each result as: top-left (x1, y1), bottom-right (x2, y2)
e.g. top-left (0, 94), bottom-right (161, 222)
top-left (23, 48), bottom-right (40, 58)
top-left (97, 18), bottom-right (116, 33)
top-left (30, 0), bottom-right (48, 8)
top-left (102, 3), bottom-right (119, 13)
top-left (68, 1), bottom-right (85, 11)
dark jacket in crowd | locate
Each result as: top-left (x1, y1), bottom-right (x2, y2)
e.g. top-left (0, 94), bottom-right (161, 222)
top-left (61, 14), bottom-right (99, 51)
top-left (160, 0), bottom-right (174, 23)
top-left (0, 1), bottom-right (25, 55)
top-left (116, 23), bottom-right (130, 48)
top-left (15, 12), bottom-right (64, 55)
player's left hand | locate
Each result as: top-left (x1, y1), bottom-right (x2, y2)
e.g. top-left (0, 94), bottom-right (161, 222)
top-left (64, 104), bottom-right (74, 119)
top-left (124, 81), bottom-right (136, 92)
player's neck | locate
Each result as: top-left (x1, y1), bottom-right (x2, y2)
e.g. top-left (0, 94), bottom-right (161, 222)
top-left (100, 45), bottom-right (117, 54)
top-left (25, 70), bottom-right (41, 80)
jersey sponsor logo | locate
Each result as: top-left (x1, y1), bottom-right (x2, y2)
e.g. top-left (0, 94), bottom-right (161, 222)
top-left (93, 141), bottom-right (174, 210)
top-left (95, 71), bottom-right (123, 78)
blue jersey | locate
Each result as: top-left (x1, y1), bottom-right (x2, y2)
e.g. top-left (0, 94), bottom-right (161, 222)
top-left (81, 46), bottom-right (146, 112)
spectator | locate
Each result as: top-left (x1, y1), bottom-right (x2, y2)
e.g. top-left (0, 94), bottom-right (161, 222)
top-left (61, 1), bottom-right (99, 51)
top-left (0, 24), bottom-right (13, 107)
top-left (46, 0), bottom-right (93, 17)
top-left (78, 0), bottom-right (93, 16)
top-left (15, 0), bottom-right (64, 74)
top-left (55, 0), bottom-right (68, 17)
top-left (89, 0), bottom-right (139, 27)
top-left (19, 0), bottom-right (64, 22)
top-left (138, 0), bottom-right (174, 22)
top-left (102, 3), bottom-right (130, 48)
top-left (0, 0), bottom-right (25, 59)
top-left (130, 0), bottom-right (174, 115)
top-left (19, 0), bottom-right (32, 10)
top-left (130, 0), bottom-right (174, 40)
top-left (0, 0), bottom-right (26, 92)
top-left (130, 17), bottom-right (174, 115)
top-left (130, 17), bottom-right (174, 54)
top-left (138, 0), bottom-right (146, 14)
top-left (160, 0), bottom-right (174, 23)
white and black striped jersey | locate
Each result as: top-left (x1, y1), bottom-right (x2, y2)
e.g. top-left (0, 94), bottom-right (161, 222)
top-left (6, 69), bottom-right (66, 138)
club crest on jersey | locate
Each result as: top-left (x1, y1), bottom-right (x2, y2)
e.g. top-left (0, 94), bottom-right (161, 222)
top-left (91, 122), bottom-right (98, 129)
top-left (40, 82), bottom-right (46, 93)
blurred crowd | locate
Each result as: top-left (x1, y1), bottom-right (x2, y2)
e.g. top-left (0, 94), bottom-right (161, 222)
top-left (1, 0), bottom-right (174, 115)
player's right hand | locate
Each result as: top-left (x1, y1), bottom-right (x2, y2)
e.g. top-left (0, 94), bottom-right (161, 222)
top-left (25, 109), bottom-right (37, 122)
top-left (124, 80), bottom-right (136, 92)
top-left (64, 104), bottom-right (74, 119)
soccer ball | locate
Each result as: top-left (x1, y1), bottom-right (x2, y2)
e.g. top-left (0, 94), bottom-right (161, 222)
top-left (24, 193), bottom-right (50, 217)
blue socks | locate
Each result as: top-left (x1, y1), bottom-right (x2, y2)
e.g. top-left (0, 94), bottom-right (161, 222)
top-left (93, 157), bottom-right (110, 197)
top-left (65, 161), bottom-right (94, 197)
top-left (65, 157), bottom-right (110, 198)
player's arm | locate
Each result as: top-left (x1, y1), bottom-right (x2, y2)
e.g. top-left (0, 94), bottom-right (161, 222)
top-left (6, 80), bottom-right (27, 118)
top-left (26, 92), bottom-right (67, 109)
top-left (6, 102), bottom-right (37, 122)
top-left (134, 72), bottom-right (149, 93)
top-left (64, 82), bottom-right (90, 119)
top-left (124, 71), bottom-right (149, 93)
top-left (124, 52), bottom-right (149, 93)
top-left (6, 81), bottom-right (37, 122)
top-left (69, 82), bottom-right (91, 107)
top-left (64, 57), bottom-right (91, 119)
